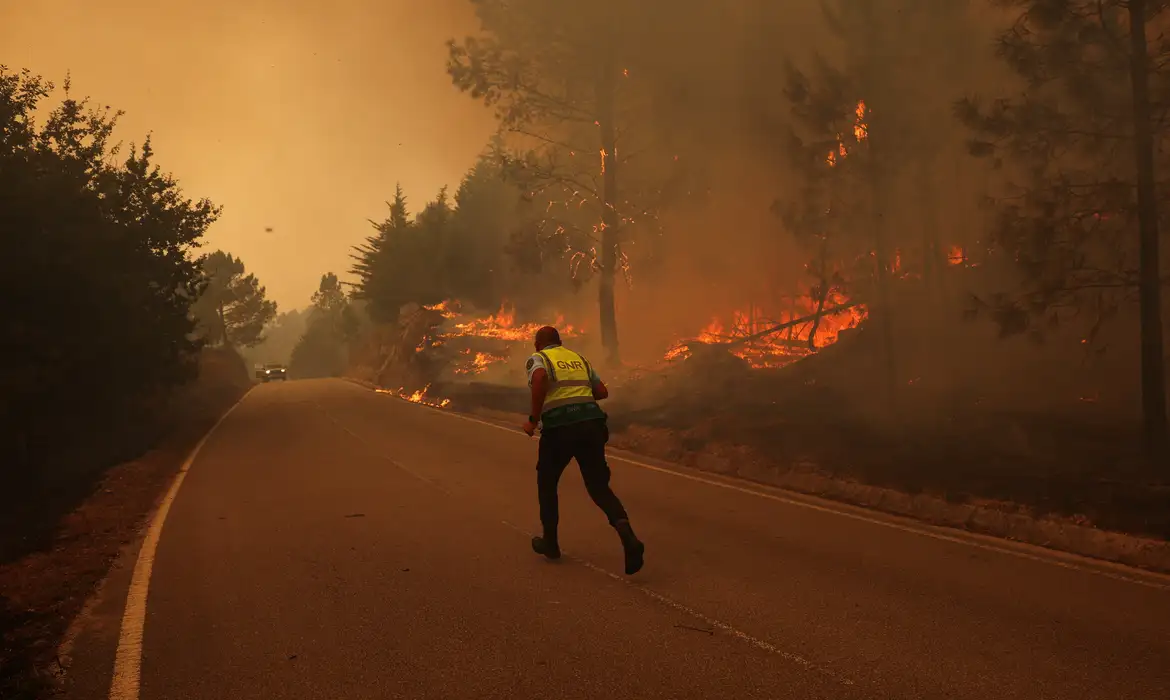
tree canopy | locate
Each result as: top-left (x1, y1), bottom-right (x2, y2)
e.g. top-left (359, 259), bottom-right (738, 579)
top-left (957, 0), bottom-right (1168, 451)
top-left (341, 0), bottom-right (1167, 459)
top-left (290, 273), bottom-right (360, 378)
top-left (447, 0), bottom-right (689, 364)
top-left (0, 67), bottom-right (219, 466)
top-left (191, 250), bottom-right (278, 348)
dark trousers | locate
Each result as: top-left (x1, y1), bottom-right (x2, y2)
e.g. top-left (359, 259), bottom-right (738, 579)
top-left (536, 418), bottom-right (629, 536)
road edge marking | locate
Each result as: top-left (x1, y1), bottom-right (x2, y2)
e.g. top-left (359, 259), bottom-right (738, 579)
top-left (108, 387), bottom-right (254, 700)
top-left (319, 401), bottom-right (856, 688)
top-left (367, 392), bottom-right (1170, 591)
top-left (495, 520), bottom-right (856, 687)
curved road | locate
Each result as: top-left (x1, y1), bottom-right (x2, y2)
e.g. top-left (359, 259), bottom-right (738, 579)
top-left (73, 379), bottom-right (1169, 699)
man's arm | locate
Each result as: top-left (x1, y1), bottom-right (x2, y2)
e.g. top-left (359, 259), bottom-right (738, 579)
top-left (530, 367), bottom-right (549, 419)
top-left (590, 368), bottom-right (609, 400)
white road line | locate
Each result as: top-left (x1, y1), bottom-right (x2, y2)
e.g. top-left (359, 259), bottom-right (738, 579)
top-left (496, 519), bottom-right (856, 687)
top-left (321, 404), bottom-right (855, 687)
top-left (374, 393), bottom-right (1170, 592)
top-left (109, 389), bottom-right (253, 700)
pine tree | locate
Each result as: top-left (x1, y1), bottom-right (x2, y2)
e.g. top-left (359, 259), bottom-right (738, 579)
top-left (350, 184), bottom-right (413, 323)
top-left (291, 272), bottom-right (359, 378)
top-left (0, 67), bottom-right (219, 487)
top-left (192, 251), bottom-right (277, 348)
top-left (779, 0), bottom-right (976, 399)
top-left (956, 0), bottom-right (1168, 455)
top-left (447, 0), bottom-right (668, 365)
top-left (448, 144), bottom-right (522, 308)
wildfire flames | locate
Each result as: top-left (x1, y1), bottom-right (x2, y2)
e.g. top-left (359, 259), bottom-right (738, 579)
top-left (369, 91), bottom-right (970, 402)
top-left (386, 284), bottom-right (872, 407)
top-left (382, 301), bottom-right (583, 405)
top-left (421, 300), bottom-right (580, 377)
top-left (665, 292), bottom-right (868, 369)
top-left (449, 303), bottom-right (580, 343)
top-left (827, 100), bottom-right (868, 167)
top-left (453, 349), bottom-right (509, 375)
top-left (376, 384), bottom-right (451, 408)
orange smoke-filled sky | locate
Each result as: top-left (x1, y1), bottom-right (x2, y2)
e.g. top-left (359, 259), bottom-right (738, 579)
top-left (0, 0), bottom-right (496, 308)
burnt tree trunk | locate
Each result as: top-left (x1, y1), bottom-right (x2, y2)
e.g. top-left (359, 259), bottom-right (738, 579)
top-left (217, 302), bottom-right (230, 347)
top-left (807, 236), bottom-right (830, 350)
top-left (871, 179), bottom-right (898, 405)
top-left (596, 58), bottom-right (622, 367)
top-left (917, 158), bottom-right (944, 297)
top-left (860, 0), bottom-right (899, 409)
top-left (1128, 0), bottom-right (1168, 457)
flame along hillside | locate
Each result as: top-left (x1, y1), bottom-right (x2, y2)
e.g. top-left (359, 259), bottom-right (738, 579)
top-left (348, 263), bottom-right (1170, 540)
top-left (663, 291), bottom-right (868, 370)
top-left (353, 283), bottom-right (875, 411)
top-left (349, 300), bottom-right (584, 407)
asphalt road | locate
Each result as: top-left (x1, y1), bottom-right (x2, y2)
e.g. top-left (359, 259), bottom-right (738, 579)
top-left (85, 379), bottom-right (1170, 699)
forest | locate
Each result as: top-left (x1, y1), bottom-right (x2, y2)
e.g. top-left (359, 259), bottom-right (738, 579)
top-left (336, 0), bottom-right (1169, 539)
top-left (3, 1), bottom-right (1169, 695)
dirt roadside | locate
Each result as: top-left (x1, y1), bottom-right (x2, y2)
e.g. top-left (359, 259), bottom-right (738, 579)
top-left (0, 352), bottom-right (252, 700)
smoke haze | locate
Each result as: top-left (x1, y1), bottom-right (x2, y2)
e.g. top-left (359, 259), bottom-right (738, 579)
top-left (0, 0), bottom-right (496, 308)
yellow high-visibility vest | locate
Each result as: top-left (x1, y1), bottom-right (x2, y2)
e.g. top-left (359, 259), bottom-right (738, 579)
top-left (537, 345), bottom-right (597, 415)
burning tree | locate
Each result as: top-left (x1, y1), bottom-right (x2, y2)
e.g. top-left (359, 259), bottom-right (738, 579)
top-left (956, 0), bottom-right (1168, 455)
top-left (446, 0), bottom-right (680, 367)
top-left (777, 0), bottom-right (980, 401)
top-left (777, 75), bottom-right (873, 346)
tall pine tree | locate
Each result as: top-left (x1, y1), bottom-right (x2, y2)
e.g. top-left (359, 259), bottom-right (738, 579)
top-left (956, 0), bottom-right (1168, 455)
top-left (447, 0), bottom-right (670, 365)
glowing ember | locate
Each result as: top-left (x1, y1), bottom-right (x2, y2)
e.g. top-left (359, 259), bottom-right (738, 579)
top-left (947, 245), bottom-right (966, 265)
top-left (827, 99), bottom-right (868, 167)
top-left (375, 384), bottom-right (451, 408)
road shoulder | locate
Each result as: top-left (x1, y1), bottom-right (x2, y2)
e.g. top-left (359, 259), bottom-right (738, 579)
top-left (440, 400), bottom-right (1170, 577)
top-left (0, 385), bottom-right (251, 699)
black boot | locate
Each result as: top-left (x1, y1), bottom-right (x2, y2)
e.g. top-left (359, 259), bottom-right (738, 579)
top-left (531, 526), bottom-right (560, 560)
top-left (614, 520), bottom-right (645, 575)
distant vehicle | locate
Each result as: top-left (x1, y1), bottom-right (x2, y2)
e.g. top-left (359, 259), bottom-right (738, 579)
top-left (259, 363), bottom-right (288, 382)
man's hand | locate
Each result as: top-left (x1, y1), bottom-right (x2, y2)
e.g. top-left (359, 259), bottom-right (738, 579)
top-left (522, 419), bottom-right (538, 437)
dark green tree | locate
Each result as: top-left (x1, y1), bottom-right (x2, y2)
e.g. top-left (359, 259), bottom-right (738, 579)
top-left (413, 186), bottom-right (455, 303)
top-left (956, 0), bottom-right (1168, 454)
top-left (245, 309), bottom-right (309, 367)
top-left (778, 0), bottom-right (979, 399)
top-left (350, 184), bottom-right (415, 323)
top-left (290, 273), bottom-right (359, 378)
top-left (0, 67), bottom-right (219, 583)
top-left (446, 143), bottom-right (519, 308)
top-left (447, 0), bottom-right (673, 365)
top-left (192, 251), bottom-right (277, 348)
